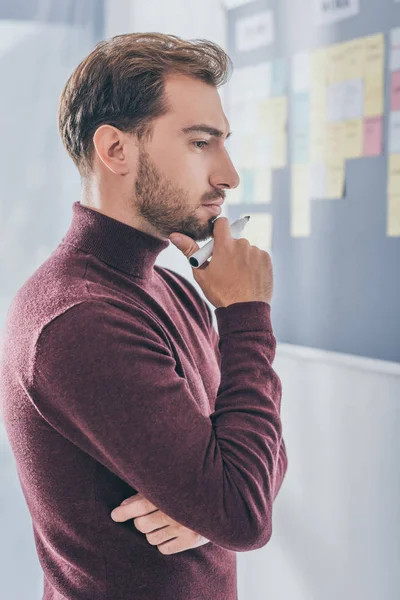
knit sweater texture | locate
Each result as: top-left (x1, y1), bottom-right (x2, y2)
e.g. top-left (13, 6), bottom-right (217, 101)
top-left (0, 201), bottom-right (287, 599)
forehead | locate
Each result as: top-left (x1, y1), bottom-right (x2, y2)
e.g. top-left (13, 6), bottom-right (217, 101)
top-left (162, 73), bottom-right (230, 133)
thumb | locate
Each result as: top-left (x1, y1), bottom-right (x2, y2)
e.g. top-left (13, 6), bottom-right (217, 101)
top-left (169, 233), bottom-right (201, 259)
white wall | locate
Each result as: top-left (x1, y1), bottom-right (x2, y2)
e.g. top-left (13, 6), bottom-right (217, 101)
top-left (105, 2), bottom-right (400, 598)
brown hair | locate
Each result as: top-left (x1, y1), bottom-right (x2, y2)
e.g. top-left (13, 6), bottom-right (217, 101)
top-left (58, 32), bottom-right (233, 178)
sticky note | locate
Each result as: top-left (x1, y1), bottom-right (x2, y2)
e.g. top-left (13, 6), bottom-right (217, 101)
top-left (259, 96), bottom-right (288, 131)
top-left (390, 28), bottom-right (400, 72)
top-left (253, 134), bottom-right (273, 168)
top-left (326, 162), bottom-right (345, 199)
top-left (271, 131), bottom-right (287, 168)
top-left (241, 169), bottom-right (255, 203)
top-left (309, 163), bottom-right (327, 198)
top-left (271, 58), bottom-right (287, 96)
top-left (391, 71), bottom-right (400, 110)
top-left (364, 33), bottom-right (384, 117)
top-left (291, 165), bottom-right (311, 237)
top-left (292, 52), bottom-right (311, 92)
top-left (239, 212), bottom-right (273, 251)
top-left (389, 111), bottom-right (400, 154)
top-left (311, 48), bottom-right (329, 88)
top-left (252, 61), bottom-right (272, 101)
top-left (310, 124), bottom-right (326, 162)
top-left (342, 38), bottom-right (366, 80)
top-left (387, 195), bottom-right (400, 236)
top-left (254, 169), bottom-right (272, 204)
top-left (363, 116), bottom-right (383, 156)
top-left (292, 93), bottom-right (310, 163)
top-left (327, 81), bottom-right (346, 122)
top-left (241, 136), bottom-right (256, 169)
top-left (342, 79), bottom-right (364, 121)
top-left (293, 131), bottom-right (310, 164)
top-left (387, 154), bottom-right (400, 195)
top-left (343, 120), bottom-right (363, 159)
top-left (325, 122), bottom-right (345, 162)
top-left (326, 42), bottom-right (346, 84)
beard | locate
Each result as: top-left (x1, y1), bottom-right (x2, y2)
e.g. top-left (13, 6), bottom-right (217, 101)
top-left (133, 145), bottom-right (220, 243)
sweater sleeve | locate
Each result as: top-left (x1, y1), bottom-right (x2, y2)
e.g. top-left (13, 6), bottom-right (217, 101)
top-left (32, 299), bottom-right (283, 552)
top-left (206, 300), bottom-right (288, 503)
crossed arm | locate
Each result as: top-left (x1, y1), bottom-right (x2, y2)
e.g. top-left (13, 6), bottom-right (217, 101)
top-left (110, 437), bottom-right (288, 555)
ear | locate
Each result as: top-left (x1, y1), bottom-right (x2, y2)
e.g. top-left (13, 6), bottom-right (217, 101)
top-left (92, 124), bottom-right (136, 176)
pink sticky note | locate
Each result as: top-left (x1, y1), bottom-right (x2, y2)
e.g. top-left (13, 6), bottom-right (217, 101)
top-left (363, 116), bottom-right (383, 156)
top-left (392, 72), bottom-right (400, 110)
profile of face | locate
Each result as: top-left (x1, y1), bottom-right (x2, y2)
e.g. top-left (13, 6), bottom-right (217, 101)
top-left (91, 73), bottom-right (240, 243)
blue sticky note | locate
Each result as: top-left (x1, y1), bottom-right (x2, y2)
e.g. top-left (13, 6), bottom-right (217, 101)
top-left (292, 93), bottom-right (310, 134)
top-left (271, 58), bottom-right (287, 96)
top-left (241, 169), bottom-right (255, 204)
top-left (292, 132), bottom-right (309, 164)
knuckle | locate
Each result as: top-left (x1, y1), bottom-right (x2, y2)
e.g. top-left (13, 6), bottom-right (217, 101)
top-left (158, 543), bottom-right (172, 555)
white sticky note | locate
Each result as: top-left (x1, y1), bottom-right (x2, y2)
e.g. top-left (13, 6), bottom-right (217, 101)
top-left (292, 52), bottom-right (311, 92)
top-left (327, 81), bottom-right (346, 122)
top-left (389, 111), bottom-right (400, 154)
top-left (342, 79), bottom-right (364, 120)
top-left (309, 163), bottom-right (327, 198)
top-left (391, 28), bottom-right (400, 71)
top-left (235, 11), bottom-right (274, 53)
top-left (252, 62), bottom-right (272, 100)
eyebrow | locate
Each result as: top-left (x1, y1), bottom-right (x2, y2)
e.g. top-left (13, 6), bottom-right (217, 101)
top-left (181, 124), bottom-right (233, 139)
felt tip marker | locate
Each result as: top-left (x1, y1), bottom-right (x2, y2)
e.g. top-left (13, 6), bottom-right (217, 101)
top-left (188, 215), bottom-right (251, 269)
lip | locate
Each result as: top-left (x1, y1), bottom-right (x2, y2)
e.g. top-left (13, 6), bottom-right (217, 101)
top-left (203, 204), bottom-right (222, 216)
top-left (202, 199), bottom-right (224, 206)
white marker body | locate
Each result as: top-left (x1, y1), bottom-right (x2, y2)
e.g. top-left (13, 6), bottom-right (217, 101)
top-left (189, 216), bottom-right (251, 269)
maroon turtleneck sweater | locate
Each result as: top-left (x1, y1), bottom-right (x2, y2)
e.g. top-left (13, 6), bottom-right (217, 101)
top-left (0, 201), bottom-right (287, 600)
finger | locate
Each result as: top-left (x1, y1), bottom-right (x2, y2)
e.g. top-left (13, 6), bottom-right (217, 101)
top-left (169, 233), bottom-right (201, 258)
top-left (111, 495), bottom-right (157, 522)
top-left (134, 510), bottom-right (167, 533)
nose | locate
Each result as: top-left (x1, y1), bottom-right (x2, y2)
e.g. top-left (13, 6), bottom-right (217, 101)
top-left (209, 148), bottom-right (240, 190)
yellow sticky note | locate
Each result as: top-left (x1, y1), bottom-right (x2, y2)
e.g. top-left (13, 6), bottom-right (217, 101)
top-left (327, 42), bottom-right (346, 84)
top-left (343, 120), bottom-right (363, 159)
top-left (387, 154), bottom-right (400, 195)
top-left (326, 161), bottom-right (345, 199)
top-left (342, 38), bottom-right (366, 80)
top-left (310, 123), bottom-right (326, 162)
top-left (364, 77), bottom-right (384, 117)
top-left (239, 212), bottom-right (273, 251)
top-left (387, 196), bottom-right (400, 236)
top-left (364, 33), bottom-right (384, 117)
top-left (311, 47), bottom-right (329, 88)
top-left (254, 169), bottom-right (272, 204)
top-left (325, 122), bottom-right (345, 162)
top-left (271, 131), bottom-right (287, 168)
top-left (291, 165), bottom-right (311, 237)
top-left (259, 96), bottom-right (288, 132)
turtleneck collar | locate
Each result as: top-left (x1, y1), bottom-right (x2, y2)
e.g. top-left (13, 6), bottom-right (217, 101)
top-left (61, 201), bottom-right (170, 279)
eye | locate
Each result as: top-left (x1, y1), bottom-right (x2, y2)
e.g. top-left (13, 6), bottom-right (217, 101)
top-left (193, 141), bottom-right (209, 149)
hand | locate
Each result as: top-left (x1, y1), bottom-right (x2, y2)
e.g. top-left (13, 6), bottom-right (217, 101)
top-left (110, 493), bottom-right (211, 555)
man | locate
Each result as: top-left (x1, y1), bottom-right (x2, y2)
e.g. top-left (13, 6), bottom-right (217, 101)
top-left (0, 32), bottom-right (287, 599)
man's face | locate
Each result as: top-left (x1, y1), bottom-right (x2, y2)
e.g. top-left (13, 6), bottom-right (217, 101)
top-left (131, 73), bottom-right (240, 243)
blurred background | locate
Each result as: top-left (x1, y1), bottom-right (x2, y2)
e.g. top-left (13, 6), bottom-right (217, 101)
top-left (1, 0), bottom-right (400, 598)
